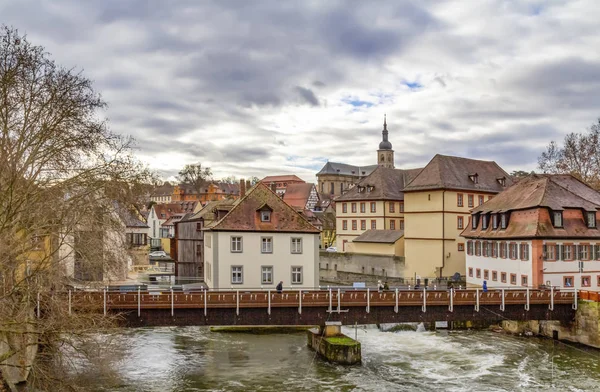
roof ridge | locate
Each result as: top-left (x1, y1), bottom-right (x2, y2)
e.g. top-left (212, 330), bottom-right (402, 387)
top-left (546, 175), bottom-right (600, 208)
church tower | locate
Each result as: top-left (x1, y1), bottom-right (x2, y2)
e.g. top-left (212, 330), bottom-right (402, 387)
top-left (377, 114), bottom-right (394, 168)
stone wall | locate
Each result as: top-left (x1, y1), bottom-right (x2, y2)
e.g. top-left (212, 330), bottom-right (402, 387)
top-left (539, 301), bottom-right (600, 348)
top-left (319, 251), bottom-right (405, 279)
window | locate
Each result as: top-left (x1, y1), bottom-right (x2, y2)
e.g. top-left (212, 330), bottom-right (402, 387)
top-left (291, 266), bottom-right (303, 284)
top-left (389, 203), bottom-right (395, 213)
top-left (330, 182), bottom-right (334, 194)
top-left (510, 243), bottom-right (518, 259)
top-left (126, 233), bottom-right (147, 246)
top-left (231, 236), bottom-right (243, 253)
top-left (400, 220), bottom-right (404, 230)
top-left (510, 273), bottom-right (517, 285)
top-left (588, 212), bottom-right (596, 228)
top-left (563, 244), bottom-right (573, 260)
top-left (468, 267), bottom-right (473, 277)
top-left (501, 213), bottom-right (508, 229)
top-left (360, 203), bottom-right (366, 213)
top-left (351, 203), bottom-right (357, 213)
top-left (342, 220), bottom-right (348, 230)
top-left (361, 220), bottom-right (366, 230)
top-left (370, 202), bottom-right (376, 213)
top-left (564, 276), bottom-right (574, 287)
top-left (482, 214), bottom-right (488, 230)
top-left (553, 211), bottom-right (563, 227)
top-left (196, 244), bottom-right (202, 255)
top-left (371, 220), bottom-right (376, 229)
top-left (231, 266), bottom-right (243, 284)
top-left (476, 268), bottom-right (481, 278)
top-left (457, 216), bottom-right (464, 229)
top-left (492, 271), bottom-right (498, 281)
top-left (468, 194), bottom-right (474, 208)
top-left (471, 214), bottom-right (478, 229)
top-left (544, 244), bottom-right (556, 261)
top-left (478, 195), bottom-right (484, 206)
top-left (261, 211), bottom-right (271, 222)
top-left (458, 243), bottom-right (465, 252)
top-left (390, 220), bottom-right (396, 230)
top-left (343, 203), bottom-right (347, 213)
top-left (261, 266), bottom-right (273, 284)
top-left (484, 270), bottom-right (489, 280)
top-left (492, 214), bottom-right (498, 229)
top-left (196, 222), bottom-right (202, 231)
top-left (467, 240), bottom-right (473, 255)
top-left (261, 237), bottom-right (273, 253)
top-left (475, 241), bottom-right (481, 256)
top-left (482, 241), bottom-right (488, 257)
top-left (580, 244), bottom-right (589, 260)
top-left (501, 272), bottom-right (507, 283)
top-left (457, 193), bottom-right (464, 207)
top-left (492, 242), bottom-right (498, 258)
top-left (291, 238), bottom-right (302, 254)
top-left (400, 202), bottom-right (404, 212)
top-left (582, 276), bottom-right (591, 287)
top-left (520, 243), bottom-right (529, 261)
top-left (521, 275), bottom-right (528, 286)
top-left (352, 220), bottom-right (357, 230)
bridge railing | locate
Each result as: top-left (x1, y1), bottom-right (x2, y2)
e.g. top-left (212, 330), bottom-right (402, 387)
top-left (49, 287), bottom-right (578, 318)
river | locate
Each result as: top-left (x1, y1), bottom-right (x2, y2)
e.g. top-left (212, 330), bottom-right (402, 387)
top-left (84, 326), bottom-right (600, 391)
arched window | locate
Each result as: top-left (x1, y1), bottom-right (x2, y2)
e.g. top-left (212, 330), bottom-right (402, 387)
top-left (380, 154), bottom-right (384, 162)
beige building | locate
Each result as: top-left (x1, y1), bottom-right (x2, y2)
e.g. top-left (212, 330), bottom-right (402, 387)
top-left (346, 230), bottom-right (404, 256)
top-left (203, 182), bottom-right (320, 289)
top-left (403, 154), bottom-right (512, 279)
top-left (335, 167), bottom-right (421, 251)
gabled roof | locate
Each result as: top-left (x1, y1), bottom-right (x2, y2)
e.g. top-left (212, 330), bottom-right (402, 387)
top-left (336, 166), bottom-right (423, 201)
top-left (153, 202), bottom-right (197, 219)
top-left (161, 214), bottom-right (186, 227)
top-left (472, 174), bottom-right (600, 214)
top-left (208, 182), bottom-right (320, 233)
top-left (260, 175), bottom-right (305, 184)
top-left (353, 230), bottom-right (404, 243)
top-left (283, 183), bottom-right (316, 209)
top-left (114, 202), bottom-right (149, 228)
top-left (180, 199), bottom-right (236, 223)
top-left (403, 154), bottom-right (512, 193)
top-left (317, 162), bottom-right (378, 177)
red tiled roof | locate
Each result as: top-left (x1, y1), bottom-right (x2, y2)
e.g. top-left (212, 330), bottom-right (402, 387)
top-left (403, 154), bottom-right (512, 193)
top-left (283, 183), bottom-right (316, 209)
top-left (260, 175), bottom-right (305, 184)
top-left (208, 182), bottom-right (320, 233)
top-left (462, 174), bottom-right (600, 239)
top-left (153, 201), bottom-right (197, 219)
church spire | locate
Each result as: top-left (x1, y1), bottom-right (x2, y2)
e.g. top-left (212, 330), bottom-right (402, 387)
top-left (384, 113), bottom-right (387, 130)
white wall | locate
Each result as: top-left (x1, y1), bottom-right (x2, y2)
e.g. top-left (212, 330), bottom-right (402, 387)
top-left (466, 241), bottom-right (533, 288)
top-left (205, 231), bottom-right (319, 289)
top-left (542, 240), bottom-right (600, 290)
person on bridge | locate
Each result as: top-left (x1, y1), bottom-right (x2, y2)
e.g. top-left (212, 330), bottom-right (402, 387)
top-left (383, 282), bottom-right (389, 291)
top-left (483, 281), bottom-right (488, 293)
top-left (276, 281), bottom-right (283, 294)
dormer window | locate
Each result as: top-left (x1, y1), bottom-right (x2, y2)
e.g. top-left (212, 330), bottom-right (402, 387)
top-left (497, 177), bottom-right (506, 187)
top-left (482, 214), bottom-right (489, 230)
top-left (500, 213), bottom-right (508, 229)
top-left (492, 214), bottom-right (498, 229)
top-left (468, 173), bottom-right (479, 184)
top-left (261, 211), bottom-right (271, 222)
top-left (553, 211), bottom-right (563, 228)
top-left (358, 186), bottom-right (365, 193)
top-left (587, 212), bottom-right (596, 228)
top-left (366, 185), bottom-right (374, 193)
top-left (471, 214), bottom-right (479, 229)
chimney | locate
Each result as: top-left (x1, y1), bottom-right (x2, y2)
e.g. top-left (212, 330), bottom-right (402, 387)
top-left (246, 179), bottom-right (251, 191)
top-left (270, 182), bottom-right (277, 193)
top-left (240, 178), bottom-right (246, 198)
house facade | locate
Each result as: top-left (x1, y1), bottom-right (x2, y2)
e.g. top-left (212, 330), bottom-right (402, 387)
top-left (203, 183), bottom-right (320, 289)
top-left (402, 154), bottom-right (512, 279)
top-left (462, 174), bottom-right (600, 289)
top-left (335, 166), bottom-right (421, 252)
top-left (283, 183), bottom-right (319, 211)
top-left (171, 182), bottom-right (240, 203)
top-left (147, 202), bottom-right (196, 239)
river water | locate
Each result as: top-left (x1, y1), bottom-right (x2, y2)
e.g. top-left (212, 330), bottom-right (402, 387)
top-left (86, 326), bottom-right (600, 392)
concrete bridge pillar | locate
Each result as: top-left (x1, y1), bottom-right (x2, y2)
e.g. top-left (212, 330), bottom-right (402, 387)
top-left (307, 321), bottom-right (361, 365)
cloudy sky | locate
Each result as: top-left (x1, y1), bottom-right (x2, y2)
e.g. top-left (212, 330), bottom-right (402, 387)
top-left (2, 0), bottom-right (599, 182)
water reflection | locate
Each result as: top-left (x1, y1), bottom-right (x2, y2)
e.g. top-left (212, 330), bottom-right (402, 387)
top-left (86, 326), bottom-right (600, 392)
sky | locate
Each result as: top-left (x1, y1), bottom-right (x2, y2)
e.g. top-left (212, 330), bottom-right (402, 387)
top-left (2, 0), bottom-right (599, 183)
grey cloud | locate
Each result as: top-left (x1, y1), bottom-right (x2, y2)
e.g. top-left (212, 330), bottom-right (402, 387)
top-left (294, 86), bottom-right (320, 106)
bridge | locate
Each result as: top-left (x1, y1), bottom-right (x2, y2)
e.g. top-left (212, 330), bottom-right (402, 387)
top-left (62, 287), bottom-right (579, 327)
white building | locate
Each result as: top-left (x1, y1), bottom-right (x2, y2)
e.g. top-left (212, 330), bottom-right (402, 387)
top-left (203, 182), bottom-right (320, 289)
top-left (462, 174), bottom-right (600, 290)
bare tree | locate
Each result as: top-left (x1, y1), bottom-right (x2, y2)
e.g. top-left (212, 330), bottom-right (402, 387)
top-left (220, 175), bottom-right (238, 184)
top-left (538, 119), bottom-right (600, 189)
top-left (177, 162), bottom-right (212, 194)
top-left (0, 26), bottom-right (152, 390)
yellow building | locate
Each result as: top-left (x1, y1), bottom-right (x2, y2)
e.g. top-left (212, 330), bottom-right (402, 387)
top-left (335, 167), bottom-right (422, 251)
top-left (402, 154), bottom-right (512, 279)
